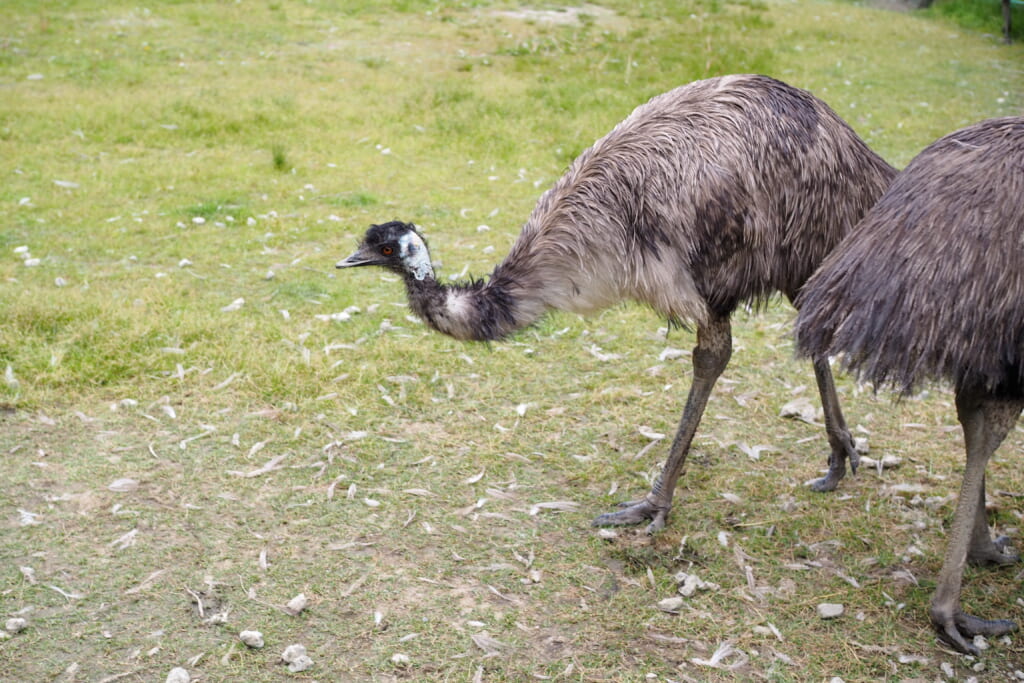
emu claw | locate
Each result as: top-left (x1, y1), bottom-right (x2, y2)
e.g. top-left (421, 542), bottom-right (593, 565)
top-left (969, 534), bottom-right (1020, 567)
top-left (935, 611), bottom-right (1018, 655)
top-left (809, 440), bottom-right (859, 493)
top-left (592, 498), bottom-right (670, 535)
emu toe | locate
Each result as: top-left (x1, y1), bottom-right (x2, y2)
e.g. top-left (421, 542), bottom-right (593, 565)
top-left (968, 534), bottom-right (1020, 567)
top-left (809, 436), bottom-right (859, 493)
top-left (592, 498), bottom-right (670, 535)
top-left (935, 611), bottom-right (1018, 655)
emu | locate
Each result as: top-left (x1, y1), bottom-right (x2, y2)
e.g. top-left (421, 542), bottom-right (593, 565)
top-left (338, 74), bottom-right (896, 533)
top-left (795, 117), bottom-right (1024, 654)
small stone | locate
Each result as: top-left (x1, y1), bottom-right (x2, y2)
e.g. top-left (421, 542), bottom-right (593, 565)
top-left (596, 528), bottom-right (618, 540)
top-left (972, 634), bottom-right (990, 651)
top-left (391, 653), bottom-right (410, 665)
top-left (284, 593), bottom-right (308, 615)
top-left (281, 644), bottom-right (313, 672)
top-left (165, 667), bottom-right (190, 683)
top-left (5, 618), bottom-right (28, 634)
top-left (657, 597), bottom-right (685, 612)
top-left (239, 630), bottom-right (264, 648)
top-left (817, 603), bottom-right (844, 620)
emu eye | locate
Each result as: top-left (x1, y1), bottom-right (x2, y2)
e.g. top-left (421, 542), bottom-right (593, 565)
top-left (381, 246), bottom-right (394, 256)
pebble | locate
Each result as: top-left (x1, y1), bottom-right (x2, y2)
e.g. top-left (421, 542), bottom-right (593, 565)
top-left (285, 593), bottom-right (308, 615)
top-left (239, 630), bottom-right (264, 648)
top-left (391, 653), bottom-right (410, 665)
top-left (166, 667), bottom-right (190, 683)
top-left (281, 644), bottom-right (313, 672)
top-left (657, 597), bottom-right (684, 613)
top-left (5, 618), bottom-right (28, 634)
top-left (818, 603), bottom-right (844, 620)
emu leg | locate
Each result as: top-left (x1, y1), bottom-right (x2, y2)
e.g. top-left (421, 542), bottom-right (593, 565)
top-left (968, 472), bottom-right (1020, 566)
top-left (807, 357), bottom-right (860, 492)
top-left (930, 390), bottom-right (1022, 655)
top-left (592, 315), bottom-right (732, 534)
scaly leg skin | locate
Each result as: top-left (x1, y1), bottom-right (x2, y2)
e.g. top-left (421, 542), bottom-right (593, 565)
top-left (808, 356), bottom-right (860, 492)
top-left (930, 389), bottom-right (1023, 655)
top-left (968, 473), bottom-right (1020, 567)
top-left (593, 315), bottom-right (732, 534)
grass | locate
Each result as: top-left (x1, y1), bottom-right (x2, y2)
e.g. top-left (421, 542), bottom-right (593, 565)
top-left (1, 0), bottom-right (1023, 680)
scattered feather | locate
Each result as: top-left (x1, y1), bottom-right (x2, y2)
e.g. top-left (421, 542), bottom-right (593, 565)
top-left (228, 454), bottom-right (288, 478)
top-left (125, 569), bottom-right (167, 595)
top-left (471, 632), bottom-right (507, 655)
top-left (587, 344), bottom-right (621, 362)
top-left (737, 442), bottom-right (774, 460)
top-left (109, 529), bottom-right (139, 550)
top-left (464, 469), bottom-right (485, 485)
top-left (108, 479), bottom-right (138, 493)
top-left (638, 425), bottom-right (665, 440)
top-left (658, 347), bottom-right (689, 361)
top-left (48, 584), bottom-right (85, 600)
top-left (690, 641), bottom-right (748, 670)
top-left (18, 509), bottom-right (41, 526)
top-left (529, 501), bottom-right (579, 515)
top-left (221, 298), bottom-right (245, 312)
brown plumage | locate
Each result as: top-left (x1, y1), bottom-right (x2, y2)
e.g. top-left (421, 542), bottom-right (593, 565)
top-left (795, 116), bottom-right (1024, 654)
top-left (338, 74), bottom-right (896, 532)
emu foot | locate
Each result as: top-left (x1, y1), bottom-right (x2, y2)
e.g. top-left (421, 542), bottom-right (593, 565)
top-left (934, 610), bottom-right (1018, 655)
top-left (969, 534), bottom-right (1020, 567)
top-left (808, 438), bottom-right (860, 493)
top-left (592, 498), bottom-right (670, 535)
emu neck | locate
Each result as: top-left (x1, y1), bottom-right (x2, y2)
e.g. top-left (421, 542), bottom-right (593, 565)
top-left (402, 269), bottom-right (540, 342)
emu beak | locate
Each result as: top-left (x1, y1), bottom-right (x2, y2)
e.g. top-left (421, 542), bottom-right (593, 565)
top-left (336, 245), bottom-right (376, 269)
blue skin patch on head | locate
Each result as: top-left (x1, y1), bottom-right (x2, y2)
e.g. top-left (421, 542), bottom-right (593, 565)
top-left (399, 230), bottom-right (434, 281)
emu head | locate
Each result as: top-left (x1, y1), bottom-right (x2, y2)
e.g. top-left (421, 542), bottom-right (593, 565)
top-left (336, 221), bottom-right (434, 281)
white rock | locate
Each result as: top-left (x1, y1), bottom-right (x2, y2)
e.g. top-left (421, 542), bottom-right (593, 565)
top-left (285, 593), bottom-right (308, 615)
top-left (239, 630), bottom-right (264, 648)
top-left (817, 603), bottom-right (844, 619)
top-left (657, 597), bottom-right (685, 612)
top-left (281, 644), bottom-right (313, 672)
top-left (596, 528), bottom-right (618, 540)
top-left (5, 618), bottom-right (27, 633)
top-left (165, 667), bottom-right (190, 683)
top-left (391, 653), bottom-right (410, 665)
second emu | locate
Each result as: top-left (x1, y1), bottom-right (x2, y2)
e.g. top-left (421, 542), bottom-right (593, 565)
top-left (338, 75), bottom-right (896, 532)
top-left (796, 117), bottom-right (1024, 654)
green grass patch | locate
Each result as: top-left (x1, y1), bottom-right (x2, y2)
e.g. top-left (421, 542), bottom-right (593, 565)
top-left (1, 0), bottom-right (1023, 681)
